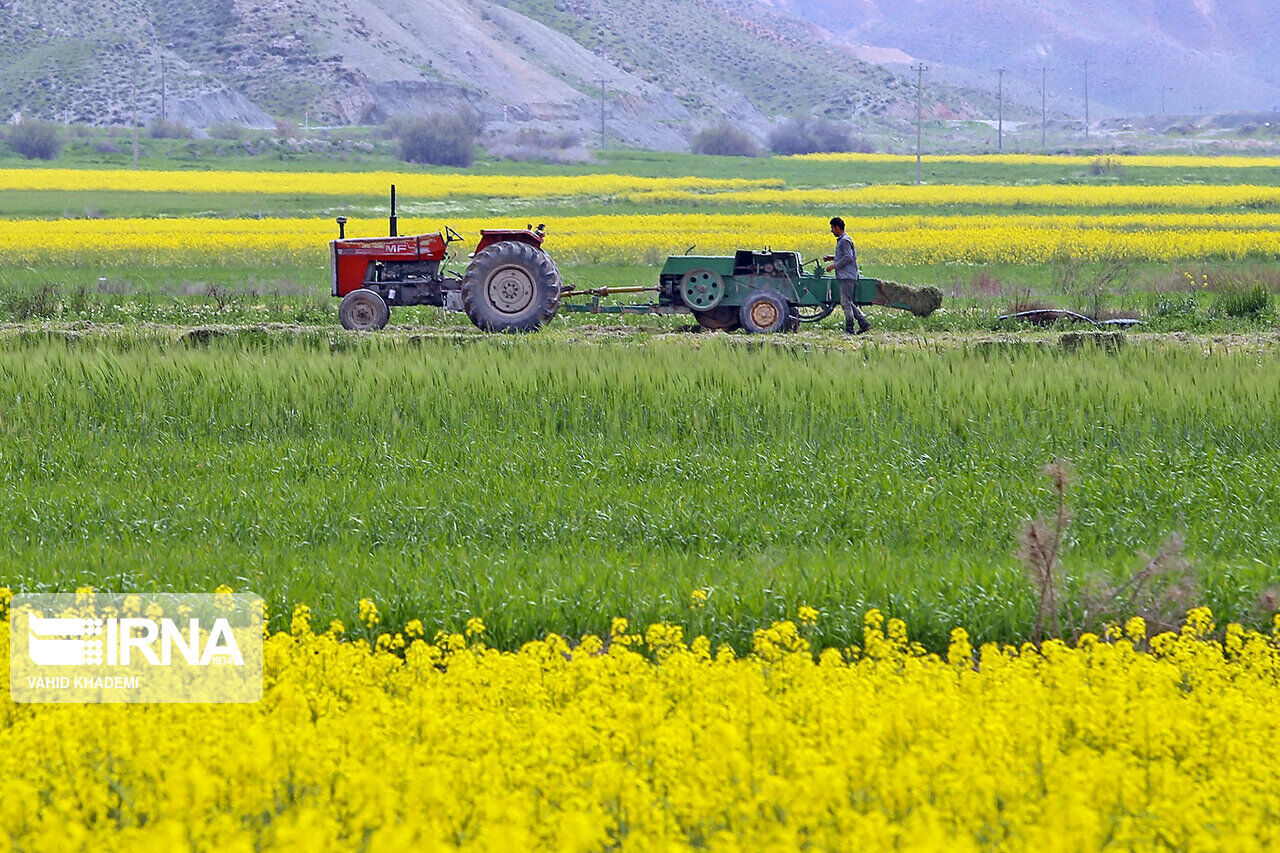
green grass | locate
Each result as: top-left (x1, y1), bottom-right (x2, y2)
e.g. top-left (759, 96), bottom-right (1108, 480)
top-left (1, 261), bottom-right (1275, 333)
top-left (2, 333), bottom-right (1278, 651)
top-left (7, 140), bottom-right (1280, 188)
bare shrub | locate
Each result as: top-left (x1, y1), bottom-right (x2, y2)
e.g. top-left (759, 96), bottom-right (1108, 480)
top-left (1080, 533), bottom-right (1198, 635)
top-left (0, 283), bottom-right (61, 319)
top-left (691, 121), bottom-right (759, 157)
top-left (768, 116), bottom-right (854, 155)
top-left (7, 119), bottom-right (64, 160)
top-left (148, 119), bottom-right (192, 139)
top-left (390, 112), bottom-right (479, 167)
top-left (1088, 156), bottom-right (1127, 177)
top-left (489, 128), bottom-right (590, 163)
top-left (1005, 286), bottom-right (1055, 315)
top-left (968, 270), bottom-right (1003, 297)
top-left (209, 122), bottom-right (246, 141)
top-left (1017, 459), bottom-right (1200, 643)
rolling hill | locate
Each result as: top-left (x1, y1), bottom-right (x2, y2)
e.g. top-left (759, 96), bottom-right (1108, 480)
top-left (769, 0), bottom-right (1280, 117)
top-left (0, 0), bottom-right (995, 147)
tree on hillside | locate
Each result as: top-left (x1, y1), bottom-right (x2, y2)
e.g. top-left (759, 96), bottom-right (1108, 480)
top-left (691, 121), bottom-right (760, 157)
top-left (767, 116), bottom-right (860, 156)
top-left (390, 112), bottom-right (481, 167)
top-left (7, 119), bottom-right (64, 160)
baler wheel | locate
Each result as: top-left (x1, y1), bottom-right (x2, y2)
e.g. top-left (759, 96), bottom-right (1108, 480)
top-left (693, 305), bottom-right (741, 332)
top-left (338, 288), bottom-right (390, 331)
top-left (739, 289), bottom-right (789, 334)
top-left (679, 269), bottom-right (726, 311)
top-left (462, 241), bottom-right (561, 333)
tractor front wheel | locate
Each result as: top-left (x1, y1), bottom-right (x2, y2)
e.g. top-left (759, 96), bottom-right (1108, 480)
top-left (461, 241), bottom-right (561, 333)
top-left (338, 288), bottom-right (390, 331)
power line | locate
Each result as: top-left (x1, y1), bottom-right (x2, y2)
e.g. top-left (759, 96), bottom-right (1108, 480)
top-left (1082, 59), bottom-right (1090, 140)
top-left (594, 78), bottom-right (607, 150)
top-left (1041, 67), bottom-right (1048, 149)
top-left (1123, 59), bottom-right (1131, 121)
top-left (997, 68), bottom-right (1008, 152)
top-left (914, 64), bottom-right (927, 186)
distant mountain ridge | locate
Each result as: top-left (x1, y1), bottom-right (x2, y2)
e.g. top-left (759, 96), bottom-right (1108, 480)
top-left (0, 0), bottom-right (996, 148)
top-left (765, 0), bottom-right (1280, 116)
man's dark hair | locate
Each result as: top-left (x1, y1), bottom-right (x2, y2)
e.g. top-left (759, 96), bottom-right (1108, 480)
top-left (830, 217), bottom-right (845, 229)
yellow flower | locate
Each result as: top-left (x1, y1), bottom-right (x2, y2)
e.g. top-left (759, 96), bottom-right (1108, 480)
top-left (464, 617), bottom-right (486, 638)
top-left (405, 619), bottom-right (425, 639)
top-left (690, 588), bottom-right (710, 607)
top-left (357, 598), bottom-right (380, 629)
top-left (1, 603), bottom-right (1272, 848)
top-left (290, 604), bottom-right (312, 636)
top-left (797, 605), bottom-right (820, 625)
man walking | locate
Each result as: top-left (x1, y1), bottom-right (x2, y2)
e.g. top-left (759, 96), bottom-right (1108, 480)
top-left (826, 217), bottom-right (871, 335)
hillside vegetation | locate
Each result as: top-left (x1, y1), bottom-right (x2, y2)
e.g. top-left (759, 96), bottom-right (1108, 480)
top-left (0, 0), bottom-right (991, 147)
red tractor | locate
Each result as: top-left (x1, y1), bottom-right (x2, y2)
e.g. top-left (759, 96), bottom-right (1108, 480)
top-left (330, 186), bottom-right (562, 332)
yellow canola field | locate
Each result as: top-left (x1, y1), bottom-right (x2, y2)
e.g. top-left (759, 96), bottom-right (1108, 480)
top-left (0, 168), bottom-right (780, 197)
top-left (3, 212), bottom-right (1279, 266)
top-left (786, 152), bottom-right (1280, 169)
top-left (3, 598), bottom-right (1280, 851)
top-left (632, 183), bottom-right (1280, 209)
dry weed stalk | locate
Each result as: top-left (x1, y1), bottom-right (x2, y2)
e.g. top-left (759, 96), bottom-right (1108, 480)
top-left (1017, 459), bottom-right (1073, 641)
top-left (1016, 459), bottom-right (1199, 643)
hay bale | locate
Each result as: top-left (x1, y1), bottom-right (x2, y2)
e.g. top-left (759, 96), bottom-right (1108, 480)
top-left (1060, 331), bottom-right (1126, 352)
top-left (876, 281), bottom-right (944, 317)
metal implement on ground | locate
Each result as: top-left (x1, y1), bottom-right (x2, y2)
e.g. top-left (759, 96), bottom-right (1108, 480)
top-left (329, 189), bottom-right (941, 333)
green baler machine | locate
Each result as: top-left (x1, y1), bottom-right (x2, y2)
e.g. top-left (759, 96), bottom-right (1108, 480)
top-left (563, 249), bottom-right (942, 332)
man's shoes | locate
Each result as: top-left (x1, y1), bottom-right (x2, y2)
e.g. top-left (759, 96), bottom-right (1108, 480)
top-left (845, 320), bottom-right (872, 335)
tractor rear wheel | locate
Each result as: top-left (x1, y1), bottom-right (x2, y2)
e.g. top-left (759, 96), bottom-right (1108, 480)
top-left (461, 241), bottom-right (561, 333)
top-left (338, 288), bottom-right (390, 331)
top-left (693, 305), bottom-right (741, 332)
top-left (739, 289), bottom-right (790, 334)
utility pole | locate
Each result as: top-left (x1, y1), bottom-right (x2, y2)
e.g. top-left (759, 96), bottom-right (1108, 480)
top-left (161, 56), bottom-right (167, 123)
top-left (130, 57), bottom-right (139, 169)
top-left (595, 77), bottom-right (606, 150)
top-left (1161, 85), bottom-right (1170, 115)
top-left (1041, 67), bottom-right (1048, 149)
top-left (1083, 59), bottom-right (1090, 140)
top-left (997, 68), bottom-right (1007, 151)
top-left (914, 64), bottom-right (926, 185)
top-left (1123, 59), bottom-right (1131, 121)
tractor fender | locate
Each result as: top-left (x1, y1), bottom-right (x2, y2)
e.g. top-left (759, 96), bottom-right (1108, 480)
top-left (474, 229), bottom-right (545, 255)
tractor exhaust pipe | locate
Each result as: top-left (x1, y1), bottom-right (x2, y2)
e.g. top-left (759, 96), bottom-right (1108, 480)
top-left (335, 216), bottom-right (347, 239)
top-left (389, 184), bottom-right (398, 237)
